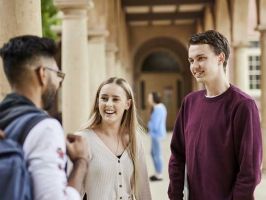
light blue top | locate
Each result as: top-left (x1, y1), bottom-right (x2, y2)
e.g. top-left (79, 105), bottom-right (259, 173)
top-left (148, 103), bottom-right (167, 138)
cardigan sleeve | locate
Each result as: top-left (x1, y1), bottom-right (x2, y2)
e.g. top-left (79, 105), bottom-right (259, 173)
top-left (135, 137), bottom-right (152, 200)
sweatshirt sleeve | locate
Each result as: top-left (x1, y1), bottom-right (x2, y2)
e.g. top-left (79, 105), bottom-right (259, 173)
top-left (168, 102), bottom-right (186, 200)
top-left (232, 99), bottom-right (263, 200)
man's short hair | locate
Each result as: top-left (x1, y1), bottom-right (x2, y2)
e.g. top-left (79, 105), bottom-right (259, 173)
top-left (151, 91), bottom-right (161, 104)
top-left (0, 35), bottom-right (57, 85)
top-left (188, 30), bottom-right (230, 68)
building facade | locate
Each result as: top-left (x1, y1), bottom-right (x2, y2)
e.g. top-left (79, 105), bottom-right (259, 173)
top-left (0, 0), bottom-right (266, 170)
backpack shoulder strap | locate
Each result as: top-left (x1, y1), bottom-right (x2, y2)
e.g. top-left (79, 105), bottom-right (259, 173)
top-left (5, 112), bottom-right (49, 145)
top-left (18, 113), bottom-right (50, 145)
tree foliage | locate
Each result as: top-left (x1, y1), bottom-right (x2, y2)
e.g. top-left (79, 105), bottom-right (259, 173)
top-left (41, 0), bottom-right (61, 40)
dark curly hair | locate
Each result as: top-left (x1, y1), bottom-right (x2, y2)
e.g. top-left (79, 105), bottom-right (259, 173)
top-left (0, 35), bottom-right (57, 85)
top-left (188, 30), bottom-right (230, 70)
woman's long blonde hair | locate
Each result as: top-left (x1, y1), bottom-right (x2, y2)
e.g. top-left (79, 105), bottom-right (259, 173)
top-left (82, 77), bottom-right (141, 195)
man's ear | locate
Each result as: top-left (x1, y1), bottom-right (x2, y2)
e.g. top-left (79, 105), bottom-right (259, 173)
top-left (35, 67), bottom-right (47, 86)
top-left (218, 52), bottom-right (225, 65)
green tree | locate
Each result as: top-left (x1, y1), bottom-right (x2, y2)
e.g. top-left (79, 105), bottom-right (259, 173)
top-left (41, 0), bottom-right (61, 40)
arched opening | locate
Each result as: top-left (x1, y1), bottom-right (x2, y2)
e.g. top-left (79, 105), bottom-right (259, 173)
top-left (142, 51), bottom-right (180, 73)
top-left (134, 37), bottom-right (192, 130)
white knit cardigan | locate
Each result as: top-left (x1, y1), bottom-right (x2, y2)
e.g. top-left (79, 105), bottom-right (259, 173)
top-left (80, 129), bottom-right (152, 200)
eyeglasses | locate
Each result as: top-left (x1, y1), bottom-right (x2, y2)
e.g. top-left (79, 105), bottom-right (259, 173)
top-left (44, 66), bottom-right (65, 81)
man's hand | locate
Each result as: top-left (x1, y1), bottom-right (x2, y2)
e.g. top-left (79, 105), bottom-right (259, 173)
top-left (66, 134), bottom-right (89, 163)
top-left (66, 134), bottom-right (89, 192)
top-left (0, 130), bottom-right (5, 139)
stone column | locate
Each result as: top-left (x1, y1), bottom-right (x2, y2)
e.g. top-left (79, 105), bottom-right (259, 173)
top-left (256, 0), bottom-right (266, 171)
top-left (114, 0), bottom-right (132, 82)
top-left (86, 0), bottom-right (108, 105)
top-left (233, 43), bottom-right (249, 92)
top-left (0, 0), bottom-right (42, 100)
top-left (231, 0), bottom-right (249, 91)
top-left (195, 19), bottom-right (203, 33)
top-left (115, 59), bottom-right (123, 78)
top-left (203, 5), bottom-right (214, 31)
top-left (257, 26), bottom-right (266, 170)
top-left (192, 19), bottom-right (204, 90)
top-left (215, 0), bottom-right (231, 81)
top-left (115, 59), bottom-right (129, 81)
top-left (106, 43), bottom-right (118, 77)
top-left (54, 0), bottom-right (90, 133)
top-left (215, 0), bottom-right (231, 40)
top-left (125, 67), bottom-right (133, 86)
top-left (88, 29), bottom-right (108, 100)
top-left (106, 0), bottom-right (118, 78)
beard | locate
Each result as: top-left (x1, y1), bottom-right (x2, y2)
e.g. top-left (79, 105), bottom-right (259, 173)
top-left (41, 78), bottom-right (58, 111)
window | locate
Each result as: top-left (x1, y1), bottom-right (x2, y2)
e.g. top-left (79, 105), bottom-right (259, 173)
top-left (248, 55), bottom-right (261, 90)
top-left (249, 41), bottom-right (260, 48)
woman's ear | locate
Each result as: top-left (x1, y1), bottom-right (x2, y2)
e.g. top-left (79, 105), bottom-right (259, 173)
top-left (125, 99), bottom-right (132, 110)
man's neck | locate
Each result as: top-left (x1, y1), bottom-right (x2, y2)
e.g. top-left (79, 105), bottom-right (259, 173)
top-left (204, 78), bottom-right (230, 97)
top-left (13, 86), bottom-right (42, 109)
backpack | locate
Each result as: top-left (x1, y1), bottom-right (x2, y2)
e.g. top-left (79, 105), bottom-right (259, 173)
top-left (0, 112), bottom-right (48, 200)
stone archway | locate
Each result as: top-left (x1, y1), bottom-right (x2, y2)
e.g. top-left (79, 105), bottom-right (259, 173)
top-left (133, 37), bottom-right (192, 130)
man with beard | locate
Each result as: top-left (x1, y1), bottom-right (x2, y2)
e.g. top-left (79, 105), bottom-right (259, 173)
top-left (0, 35), bottom-right (89, 200)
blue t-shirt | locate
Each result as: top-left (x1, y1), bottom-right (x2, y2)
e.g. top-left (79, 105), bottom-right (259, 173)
top-left (148, 103), bottom-right (167, 138)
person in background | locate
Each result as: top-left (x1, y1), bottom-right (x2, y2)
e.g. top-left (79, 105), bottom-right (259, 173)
top-left (78, 77), bottom-right (152, 200)
top-left (168, 30), bottom-right (262, 200)
top-left (147, 91), bottom-right (167, 181)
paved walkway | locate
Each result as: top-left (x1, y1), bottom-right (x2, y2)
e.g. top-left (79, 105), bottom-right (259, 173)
top-left (143, 133), bottom-right (266, 200)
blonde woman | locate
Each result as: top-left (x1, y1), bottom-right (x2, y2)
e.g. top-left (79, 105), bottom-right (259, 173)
top-left (79, 77), bottom-right (152, 200)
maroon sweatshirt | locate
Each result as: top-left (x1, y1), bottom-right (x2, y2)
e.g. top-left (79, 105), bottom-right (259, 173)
top-left (168, 85), bottom-right (262, 200)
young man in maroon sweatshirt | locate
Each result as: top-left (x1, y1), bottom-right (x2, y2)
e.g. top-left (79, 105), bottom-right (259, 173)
top-left (168, 30), bottom-right (263, 200)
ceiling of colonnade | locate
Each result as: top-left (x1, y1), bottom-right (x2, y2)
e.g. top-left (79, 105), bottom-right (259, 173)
top-left (122, 0), bottom-right (214, 26)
